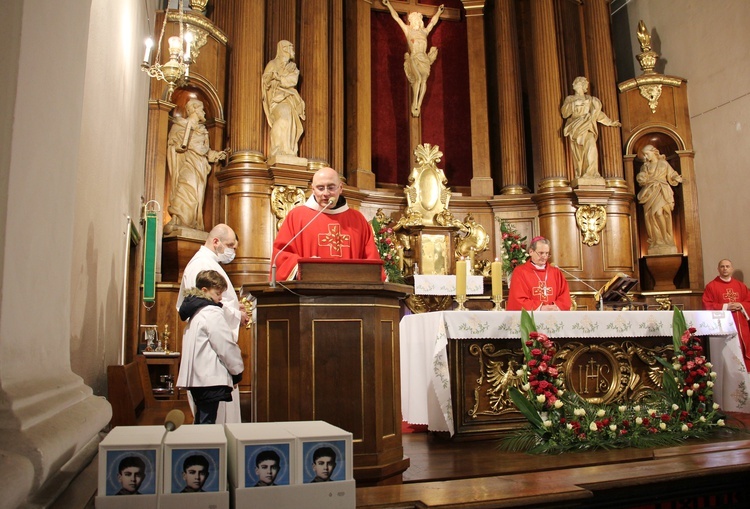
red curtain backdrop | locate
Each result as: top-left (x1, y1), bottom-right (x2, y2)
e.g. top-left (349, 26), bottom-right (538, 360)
top-left (371, 1), bottom-right (471, 188)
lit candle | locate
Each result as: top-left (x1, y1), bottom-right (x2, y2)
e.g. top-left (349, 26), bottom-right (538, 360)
top-left (143, 38), bottom-right (154, 65)
top-left (492, 258), bottom-right (503, 300)
top-left (456, 258), bottom-right (467, 298)
top-left (184, 31), bottom-right (193, 62)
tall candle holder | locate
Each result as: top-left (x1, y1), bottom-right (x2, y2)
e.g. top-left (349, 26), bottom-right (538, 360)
top-left (454, 295), bottom-right (467, 310)
top-left (491, 295), bottom-right (504, 311)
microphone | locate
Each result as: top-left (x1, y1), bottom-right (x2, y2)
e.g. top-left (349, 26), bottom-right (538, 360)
top-left (550, 263), bottom-right (604, 311)
top-left (164, 409), bottom-right (185, 432)
top-left (270, 197), bottom-right (335, 287)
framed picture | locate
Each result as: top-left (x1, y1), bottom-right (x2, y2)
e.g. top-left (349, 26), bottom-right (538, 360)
top-left (105, 450), bottom-right (157, 496)
top-left (302, 440), bottom-right (347, 483)
top-left (244, 443), bottom-right (291, 487)
top-left (169, 448), bottom-right (221, 493)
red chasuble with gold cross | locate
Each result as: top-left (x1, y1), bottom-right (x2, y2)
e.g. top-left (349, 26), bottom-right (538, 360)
top-left (272, 196), bottom-right (382, 281)
top-left (506, 261), bottom-right (572, 311)
top-left (702, 276), bottom-right (750, 370)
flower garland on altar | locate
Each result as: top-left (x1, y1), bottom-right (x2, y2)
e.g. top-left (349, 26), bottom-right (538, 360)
top-left (370, 215), bottom-right (404, 284)
top-left (496, 219), bottom-right (529, 276)
top-left (502, 309), bottom-right (729, 454)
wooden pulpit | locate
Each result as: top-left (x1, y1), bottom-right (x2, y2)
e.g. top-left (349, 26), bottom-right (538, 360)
top-left (243, 260), bottom-right (412, 486)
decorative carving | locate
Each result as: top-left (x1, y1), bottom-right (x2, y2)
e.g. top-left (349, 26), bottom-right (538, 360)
top-left (654, 295), bottom-right (674, 310)
top-left (555, 342), bottom-right (632, 405)
top-left (270, 185), bottom-right (306, 231)
top-left (185, 25), bottom-right (208, 61)
top-left (639, 83), bottom-right (663, 114)
top-left (396, 144), bottom-right (462, 229)
top-left (455, 213), bottom-right (489, 265)
top-left (636, 20), bottom-right (658, 75)
top-left (575, 204), bottom-right (607, 246)
top-left (468, 344), bottom-right (525, 418)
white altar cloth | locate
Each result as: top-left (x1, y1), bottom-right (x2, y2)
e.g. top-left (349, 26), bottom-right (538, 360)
top-left (413, 275), bottom-right (484, 295)
top-left (400, 310), bottom-right (749, 435)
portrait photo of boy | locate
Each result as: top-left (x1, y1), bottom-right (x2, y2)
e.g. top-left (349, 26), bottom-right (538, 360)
top-left (171, 449), bottom-right (221, 493)
top-left (302, 441), bottom-right (346, 483)
top-left (105, 450), bottom-right (156, 496)
top-left (245, 444), bottom-right (290, 487)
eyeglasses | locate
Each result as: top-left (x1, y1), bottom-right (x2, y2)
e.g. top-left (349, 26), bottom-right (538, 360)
top-left (314, 184), bottom-right (340, 192)
top-left (532, 250), bottom-right (551, 258)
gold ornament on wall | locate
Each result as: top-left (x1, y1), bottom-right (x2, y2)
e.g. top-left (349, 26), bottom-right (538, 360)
top-left (575, 204), bottom-right (607, 246)
top-left (270, 185), bottom-right (306, 231)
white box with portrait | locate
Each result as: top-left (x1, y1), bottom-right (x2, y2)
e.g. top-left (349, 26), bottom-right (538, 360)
top-left (95, 426), bottom-right (163, 508)
top-left (161, 423), bottom-right (227, 495)
top-left (225, 422), bottom-right (297, 488)
top-left (279, 421), bottom-right (353, 484)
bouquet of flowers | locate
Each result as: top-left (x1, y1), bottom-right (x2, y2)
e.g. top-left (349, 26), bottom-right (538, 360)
top-left (496, 219), bottom-right (529, 275)
top-left (503, 309), bottom-right (727, 454)
top-left (370, 216), bottom-right (404, 284)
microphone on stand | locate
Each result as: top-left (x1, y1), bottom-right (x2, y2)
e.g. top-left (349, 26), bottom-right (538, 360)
top-left (270, 197), bottom-right (335, 287)
top-left (550, 263), bottom-right (604, 311)
top-left (164, 408), bottom-right (185, 432)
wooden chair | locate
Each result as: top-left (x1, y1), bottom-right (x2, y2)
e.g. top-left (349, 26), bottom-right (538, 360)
top-left (107, 355), bottom-right (193, 427)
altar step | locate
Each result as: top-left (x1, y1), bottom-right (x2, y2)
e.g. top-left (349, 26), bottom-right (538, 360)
top-left (358, 412), bottom-right (750, 508)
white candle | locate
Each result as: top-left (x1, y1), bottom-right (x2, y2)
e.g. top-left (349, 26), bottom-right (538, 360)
top-left (143, 38), bottom-right (154, 65)
top-left (456, 259), bottom-right (467, 298)
top-left (492, 258), bottom-right (503, 301)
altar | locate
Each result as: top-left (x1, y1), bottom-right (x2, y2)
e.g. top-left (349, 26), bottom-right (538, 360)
top-left (400, 310), bottom-right (750, 439)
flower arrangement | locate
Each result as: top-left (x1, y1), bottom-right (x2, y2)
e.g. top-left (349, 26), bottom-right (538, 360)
top-left (503, 308), bottom-right (727, 454)
top-left (496, 219), bottom-right (529, 275)
top-left (370, 215), bottom-right (404, 284)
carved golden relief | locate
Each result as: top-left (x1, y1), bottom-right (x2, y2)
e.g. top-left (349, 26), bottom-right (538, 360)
top-left (270, 185), bottom-right (306, 231)
top-left (575, 204), bottom-right (606, 246)
top-left (467, 344), bottom-right (526, 418)
top-left (465, 339), bottom-right (675, 419)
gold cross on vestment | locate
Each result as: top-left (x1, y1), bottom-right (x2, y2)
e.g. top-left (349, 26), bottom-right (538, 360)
top-left (724, 288), bottom-right (740, 302)
top-left (533, 281), bottom-right (552, 302)
top-left (318, 224), bottom-right (350, 257)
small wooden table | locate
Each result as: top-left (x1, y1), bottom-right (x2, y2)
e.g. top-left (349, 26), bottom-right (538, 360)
top-left (141, 352), bottom-right (181, 400)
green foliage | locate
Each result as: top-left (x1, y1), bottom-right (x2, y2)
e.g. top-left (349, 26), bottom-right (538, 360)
top-left (496, 219), bottom-right (529, 274)
top-left (370, 216), bottom-right (404, 284)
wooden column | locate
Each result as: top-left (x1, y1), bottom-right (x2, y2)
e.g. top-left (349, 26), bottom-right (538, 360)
top-left (583, 0), bottom-right (625, 186)
top-left (345, 0), bottom-right (375, 189)
top-left (224, 0), bottom-right (265, 166)
top-left (462, 1), bottom-right (493, 197)
top-left (299, 0), bottom-right (331, 167)
top-left (494, 0), bottom-right (529, 195)
top-left (528, 0), bottom-right (568, 188)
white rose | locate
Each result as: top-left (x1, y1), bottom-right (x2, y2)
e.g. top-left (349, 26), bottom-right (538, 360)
top-left (589, 422), bottom-right (598, 432)
top-left (659, 423), bottom-right (667, 430)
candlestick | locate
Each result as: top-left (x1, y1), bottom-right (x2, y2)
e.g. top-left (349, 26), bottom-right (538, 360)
top-left (456, 258), bottom-right (467, 300)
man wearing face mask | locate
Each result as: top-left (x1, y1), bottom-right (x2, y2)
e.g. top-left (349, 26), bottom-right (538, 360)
top-left (178, 223), bottom-right (249, 422)
top-left (271, 167), bottom-right (383, 281)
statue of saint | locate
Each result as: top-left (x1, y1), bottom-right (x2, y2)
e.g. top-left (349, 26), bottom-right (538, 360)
top-left (561, 76), bottom-right (621, 180)
top-left (165, 98), bottom-right (228, 233)
top-left (262, 40), bottom-right (306, 157)
top-left (636, 144), bottom-right (683, 253)
top-left (382, 0), bottom-right (445, 117)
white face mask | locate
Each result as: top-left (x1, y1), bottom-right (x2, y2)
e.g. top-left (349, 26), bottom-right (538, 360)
top-left (217, 247), bottom-right (235, 264)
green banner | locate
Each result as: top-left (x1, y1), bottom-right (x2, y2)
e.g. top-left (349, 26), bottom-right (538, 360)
top-left (142, 211), bottom-right (158, 303)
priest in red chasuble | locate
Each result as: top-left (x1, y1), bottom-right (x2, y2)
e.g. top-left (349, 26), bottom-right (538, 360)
top-left (702, 258), bottom-right (750, 370)
top-left (271, 167), bottom-right (382, 281)
top-left (506, 237), bottom-right (572, 311)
